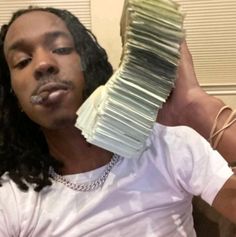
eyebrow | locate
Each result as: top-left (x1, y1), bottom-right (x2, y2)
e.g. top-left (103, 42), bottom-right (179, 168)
top-left (44, 31), bottom-right (73, 45)
top-left (6, 30), bottom-right (73, 55)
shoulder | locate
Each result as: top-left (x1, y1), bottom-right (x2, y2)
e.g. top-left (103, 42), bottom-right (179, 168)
top-left (152, 122), bottom-right (203, 140)
top-left (0, 175), bottom-right (35, 211)
top-left (148, 122), bottom-right (229, 171)
top-left (138, 123), bottom-right (209, 179)
top-left (149, 122), bottom-right (209, 154)
top-left (0, 176), bottom-right (21, 236)
top-left (147, 123), bottom-right (233, 204)
top-left (0, 175), bottom-right (42, 236)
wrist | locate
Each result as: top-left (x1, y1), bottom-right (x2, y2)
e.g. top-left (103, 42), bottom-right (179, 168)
top-left (181, 93), bottom-right (226, 139)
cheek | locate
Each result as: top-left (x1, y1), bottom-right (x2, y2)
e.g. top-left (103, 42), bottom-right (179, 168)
top-left (76, 73), bottom-right (85, 101)
top-left (73, 82), bottom-right (85, 109)
top-left (68, 60), bottom-right (85, 93)
top-left (10, 73), bottom-right (34, 109)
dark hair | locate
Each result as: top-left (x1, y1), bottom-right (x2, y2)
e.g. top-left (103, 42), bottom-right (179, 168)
top-left (0, 6), bottom-right (113, 191)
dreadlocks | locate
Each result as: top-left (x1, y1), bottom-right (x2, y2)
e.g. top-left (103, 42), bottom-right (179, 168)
top-left (0, 6), bottom-right (113, 192)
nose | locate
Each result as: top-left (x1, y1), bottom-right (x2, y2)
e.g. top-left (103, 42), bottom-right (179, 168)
top-left (33, 50), bottom-right (59, 80)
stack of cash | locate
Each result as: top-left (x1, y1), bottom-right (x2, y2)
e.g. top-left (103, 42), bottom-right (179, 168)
top-left (75, 0), bottom-right (185, 158)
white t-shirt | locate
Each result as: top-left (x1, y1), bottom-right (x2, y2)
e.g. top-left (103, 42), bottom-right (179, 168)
top-left (0, 124), bottom-right (233, 237)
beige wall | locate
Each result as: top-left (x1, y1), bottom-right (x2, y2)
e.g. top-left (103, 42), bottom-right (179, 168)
top-left (91, 0), bottom-right (124, 69)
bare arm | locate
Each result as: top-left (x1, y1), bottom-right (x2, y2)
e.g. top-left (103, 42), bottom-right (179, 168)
top-left (158, 41), bottom-right (236, 164)
top-left (212, 175), bottom-right (236, 223)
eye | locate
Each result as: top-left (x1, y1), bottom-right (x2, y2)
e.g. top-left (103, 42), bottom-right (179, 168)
top-left (14, 58), bottom-right (31, 69)
top-left (52, 47), bottom-right (74, 55)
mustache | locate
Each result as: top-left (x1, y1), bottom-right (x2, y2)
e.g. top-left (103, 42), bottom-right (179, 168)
top-left (31, 76), bottom-right (74, 96)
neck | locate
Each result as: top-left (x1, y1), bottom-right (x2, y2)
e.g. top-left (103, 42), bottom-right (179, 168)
top-left (42, 126), bottom-right (113, 175)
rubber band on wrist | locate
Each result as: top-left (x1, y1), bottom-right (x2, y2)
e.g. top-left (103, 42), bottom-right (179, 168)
top-left (208, 106), bottom-right (236, 149)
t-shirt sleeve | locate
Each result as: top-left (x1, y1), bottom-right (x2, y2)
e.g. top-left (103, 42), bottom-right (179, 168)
top-left (153, 124), bottom-right (233, 206)
top-left (197, 149), bottom-right (233, 205)
top-left (171, 126), bottom-right (233, 205)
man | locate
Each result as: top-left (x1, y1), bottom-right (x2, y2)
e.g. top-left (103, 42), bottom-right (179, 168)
top-left (0, 6), bottom-right (235, 237)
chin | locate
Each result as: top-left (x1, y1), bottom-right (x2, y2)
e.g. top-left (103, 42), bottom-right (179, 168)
top-left (47, 114), bottom-right (77, 130)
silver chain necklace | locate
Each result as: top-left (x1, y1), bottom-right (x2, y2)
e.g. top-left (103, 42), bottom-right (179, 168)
top-left (49, 154), bottom-right (121, 192)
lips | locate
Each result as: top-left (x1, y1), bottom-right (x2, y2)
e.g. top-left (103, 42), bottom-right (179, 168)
top-left (31, 81), bottom-right (72, 105)
top-left (37, 82), bottom-right (70, 94)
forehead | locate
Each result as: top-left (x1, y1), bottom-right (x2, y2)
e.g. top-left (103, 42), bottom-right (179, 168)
top-left (4, 11), bottom-right (71, 51)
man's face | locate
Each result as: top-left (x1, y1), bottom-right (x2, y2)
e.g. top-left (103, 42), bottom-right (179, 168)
top-left (4, 11), bottom-right (85, 129)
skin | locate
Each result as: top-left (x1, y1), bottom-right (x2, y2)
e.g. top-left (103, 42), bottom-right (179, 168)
top-left (4, 11), bottom-right (112, 174)
top-left (4, 11), bottom-right (84, 129)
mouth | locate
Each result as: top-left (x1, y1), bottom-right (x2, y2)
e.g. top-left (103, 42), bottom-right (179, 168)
top-left (31, 81), bottom-right (73, 105)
